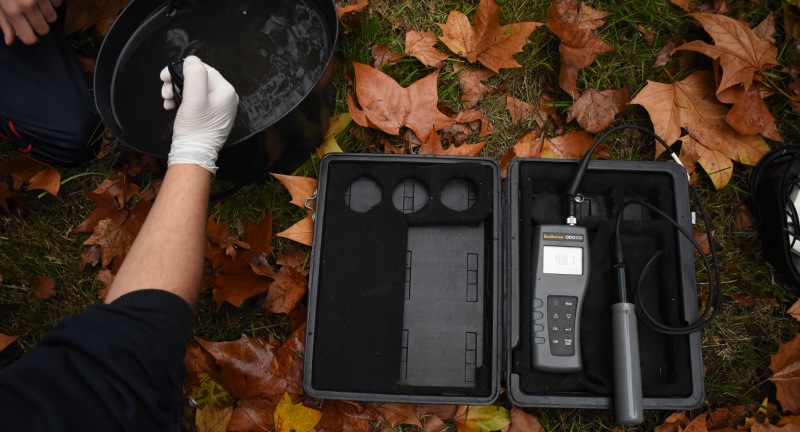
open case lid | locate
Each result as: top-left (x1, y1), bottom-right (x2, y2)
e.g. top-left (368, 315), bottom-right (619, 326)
top-left (303, 153), bottom-right (703, 409)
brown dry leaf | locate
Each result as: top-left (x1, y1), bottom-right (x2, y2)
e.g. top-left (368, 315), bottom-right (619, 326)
top-left (92, 174), bottom-right (140, 209)
top-left (0, 333), bottom-right (18, 353)
top-left (348, 62), bottom-right (456, 143)
top-left (337, 0), bottom-right (368, 19)
top-left (670, 0), bottom-right (693, 12)
top-left (84, 218), bottom-right (136, 269)
top-left (405, 29), bottom-right (449, 68)
top-left (654, 38), bottom-right (684, 68)
top-left (547, 0), bottom-right (613, 98)
top-left (77, 196), bottom-right (152, 270)
top-left (685, 412), bottom-right (710, 432)
top-left (206, 216), bottom-right (250, 260)
top-left (206, 217), bottom-right (275, 308)
top-left (0, 154), bottom-right (61, 196)
top-left (196, 405), bottom-right (233, 432)
top-left (698, 0), bottom-right (728, 15)
top-left (270, 174), bottom-right (318, 215)
top-left (716, 82), bottom-right (782, 141)
top-left (375, 403), bottom-right (423, 429)
top-left (506, 406), bottom-right (545, 432)
top-left (31, 276), bottom-right (56, 299)
top-left (565, 88), bottom-right (630, 133)
top-left (729, 292), bottom-right (757, 306)
top-left (80, 245), bottom-right (101, 270)
top-left (680, 135), bottom-right (733, 190)
top-left (437, 0), bottom-right (541, 73)
top-left (778, 415), bottom-right (800, 426)
top-left (753, 13), bottom-right (777, 44)
top-left (706, 405), bottom-right (747, 430)
top-left (499, 130), bottom-right (543, 178)
top-left (249, 254), bottom-right (309, 315)
top-left (636, 24), bottom-right (656, 43)
top-left (506, 95), bottom-right (558, 128)
top-left (95, 269), bottom-right (114, 299)
top-left (190, 331), bottom-right (305, 431)
top-left (733, 204), bottom-right (755, 230)
top-left (371, 44), bottom-right (403, 69)
top-left (693, 229), bottom-right (712, 257)
top-left (630, 71), bottom-right (769, 189)
top-left (655, 411), bottom-right (691, 432)
top-left (456, 65), bottom-right (496, 109)
top-left (420, 135), bottom-right (487, 157)
top-left (440, 110), bottom-right (495, 147)
top-left (541, 130), bottom-right (609, 160)
top-left (309, 399), bottom-right (374, 432)
top-left (677, 13), bottom-right (780, 93)
top-left (770, 334), bottom-right (800, 413)
top-left (788, 299), bottom-right (800, 321)
top-left (65, 0), bottom-right (129, 35)
top-left (0, 181), bottom-right (29, 216)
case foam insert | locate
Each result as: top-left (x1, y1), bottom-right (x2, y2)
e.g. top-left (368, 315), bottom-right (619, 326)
top-left (511, 161), bottom-right (693, 398)
top-left (310, 159), bottom-right (497, 397)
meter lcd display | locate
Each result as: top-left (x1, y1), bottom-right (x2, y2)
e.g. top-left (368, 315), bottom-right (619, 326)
top-left (542, 246), bottom-right (583, 275)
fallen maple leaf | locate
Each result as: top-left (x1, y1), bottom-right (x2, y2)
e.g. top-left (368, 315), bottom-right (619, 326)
top-left (309, 399), bottom-right (374, 432)
top-left (453, 405), bottom-right (510, 432)
top-left (405, 29), bottom-right (449, 68)
top-left (456, 65), bottom-right (496, 109)
top-left (506, 94), bottom-right (558, 128)
top-left (206, 216), bottom-right (250, 260)
top-left (754, 13), bottom-right (777, 44)
top-left (733, 204), bottom-right (755, 230)
top-left (729, 292), bottom-right (757, 307)
top-left (196, 405), bottom-right (232, 432)
top-left (716, 82), bottom-right (782, 141)
top-left (565, 88), bottom-right (630, 133)
top-left (31, 276), bottom-right (56, 299)
top-left (272, 174), bottom-right (318, 247)
top-left (541, 130), bottom-right (609, 160)
top-left (547, 0), bottom-right (613, 98)
top-left (337, 0), bottom-right (368, 19)
top-left (0, 333), bottom-right (18, 353)
top-left (499, 130), bottom-right (543, 177)
top-left (677, 13), bottom-right (780, 93)
top-left (92, 173), bottom-right (140, 209)
top-left (630, 71), bottom-right (769, 189)
top-left (83, 218), bottom-right (136, 269)
top-left (192, 374), bottom-right (234, 432)
top-left (348, 62), bottom-right (456, 144)
top-left (318, 113), bottom-right (351, 156)
top-left (274, 392), bottom-right (322, 432)
top-left (249, 253), bottom-right (309, 315)
top-left (693, 229), bottom-right (712, 258)
top-left (437, 0), bottom-right (540, 73)
top-left (65, 0), bottom-right (129, 35)
top-left (770, 334), bottom-right (800, 413)
top-left (371, 44), bottom-right (403, 69)
top-left (0, 154), bottom-right (61, 196)
top-left (669, 0), bottom-right (692, 12)
top-left (706, 405), bottom-right (748, 430)
top-left (0, 181), bottom-right (29, 216)
top-left (95, 269), bottom-right (114, 299)
top-left (440, 109), bottom-right (494, 147)
top-left (375, 403), bottom-right (423, 429)
top-left (507, 406), bottom-right (544, 432)
top-left (654, 411), bottom-right (691, 432)
top-left (205, 216), bottom-right (275, 308)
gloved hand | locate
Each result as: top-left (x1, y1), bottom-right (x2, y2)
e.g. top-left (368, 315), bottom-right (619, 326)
top-left (160, 55), bottom-right (239, 174)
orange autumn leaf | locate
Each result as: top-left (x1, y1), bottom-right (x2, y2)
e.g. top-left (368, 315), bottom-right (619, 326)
top-left (405, 29), bottom-right (449, 68)
top-left (270, 174), bottom-right (318, 215)
top-left (654, 411), bottom-right (692, 432)
top-left (348, 62), bottom-right (455, 143)
top-left (248, 253), bottom-right (309, 315)
top-left (92, 173), bottom-right (141, 210)
top-left (437, 0), bottom-right (541, 73)
top-left (337, 0), bottom-right (368, 19)
top-left (716, 82), bottom-right (782, 141)
top-left (541, 130), bottom-right (609, 160)
top-left (206, 216), bottom-right (250, 260)
top-left (547, 0), bottom-right (613, 98)
top-left (31, 276), bottom-right (56, 299)
top-left (453, 405), bottom-right (510, 432)
top-left (0, 181), bottom-right (29, 216)
top-left (630, 71), bottom-right (769, 189)
top-left (277, 216), bottom-right (315, 247)
top-left (0, 154), bottom-right (61, 196)
top-left (371, 44), bottom-right (403, 69)
top-left (0, 333), bottom-right (19, 353)
top-left (76, 194), bottom-right (152, 270)
top-left (565, 88), bottom-right (630, 133)
top-left (506, 94), bottom-right (558, 129)
top-left (95, 269), bottom-right (114, 299)
top-left (206, 216), bottom-right (275, 308)
top-left (788, 299), bottom-right (800, 321)
top-left (499, 130), bottom-right (544, 178)
top-left (507, 406), bottom-right (545, 432)
top-left (375, 403), bottom-right (423, 429)
top-left (677, 13), bottom-right (780, 93)
top-left (456, 65), bottom-right (496, 109)
top-left (770, 334), bottom-right (800, 413)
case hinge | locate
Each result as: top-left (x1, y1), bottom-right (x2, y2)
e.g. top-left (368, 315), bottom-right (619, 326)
top-left (305, 190), bottom-right (318, 221)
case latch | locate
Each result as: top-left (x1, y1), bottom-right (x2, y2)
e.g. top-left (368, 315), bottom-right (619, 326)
top-left (305, 190), bottom-right (318, 221)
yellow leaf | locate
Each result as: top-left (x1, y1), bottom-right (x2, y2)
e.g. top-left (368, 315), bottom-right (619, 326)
top-left (320, 113), bottom-right (351, 155)
top-left (454, 405), bottom-right (511, 432)
top-left (192, 374), bottom-right (234, 432)
top-left (274, 392), bottom-right (322, 432)
top-left (195, 405), bottom-right (232, 432)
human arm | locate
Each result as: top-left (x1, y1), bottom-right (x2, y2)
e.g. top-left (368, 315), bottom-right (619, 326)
top-left (104, 55), bottom-right (238, 307)
top-left (0, 0), bottom-right (60, 45)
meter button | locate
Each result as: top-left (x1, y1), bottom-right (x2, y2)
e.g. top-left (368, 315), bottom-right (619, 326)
top-left (534, 298), bottom-right (543, 308)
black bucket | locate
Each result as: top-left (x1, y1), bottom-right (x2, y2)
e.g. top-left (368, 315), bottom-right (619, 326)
top-left (94, 0), bottom-right (338, 181)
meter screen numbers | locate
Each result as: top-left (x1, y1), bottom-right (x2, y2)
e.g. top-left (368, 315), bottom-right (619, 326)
top-left (542, 246), bottom-right (583, 275)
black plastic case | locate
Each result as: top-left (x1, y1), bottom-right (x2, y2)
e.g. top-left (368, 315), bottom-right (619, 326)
top-left (303, 153), bottom-right (704, 410)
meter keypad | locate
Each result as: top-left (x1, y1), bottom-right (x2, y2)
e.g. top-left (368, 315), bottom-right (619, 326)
top-left (547, 295), bottom-right (577, 356)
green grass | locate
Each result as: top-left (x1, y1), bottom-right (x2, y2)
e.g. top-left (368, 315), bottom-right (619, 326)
top-left (2, 0), bottom-right (800, 430)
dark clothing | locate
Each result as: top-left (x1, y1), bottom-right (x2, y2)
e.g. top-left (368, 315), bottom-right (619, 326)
top-left (0, 290), bottom-right (194, 431)
top-left (0, 7), bottom-right (100, 166)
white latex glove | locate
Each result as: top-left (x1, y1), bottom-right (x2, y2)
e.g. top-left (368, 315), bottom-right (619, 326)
top-left (160, 55), bottom-right (239, 174)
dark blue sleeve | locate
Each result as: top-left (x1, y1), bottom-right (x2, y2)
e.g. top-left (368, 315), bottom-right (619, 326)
top-left (0, 289), bottom-right (194, 432)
